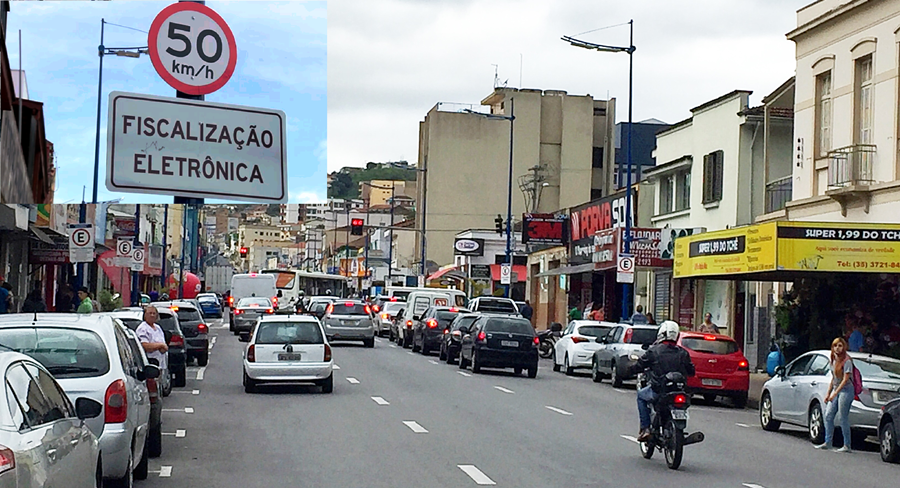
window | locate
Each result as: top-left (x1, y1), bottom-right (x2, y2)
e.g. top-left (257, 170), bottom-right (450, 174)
top-left (702, 150), bottom-right (724, 203)
top-left (676, 170), bottom-right (691, 211)
top-left (591, 188), bottom-right (603, 200)
top-left (856, 55), bottom-right (874, 145)
top-left (808, 355), bottom-right (831, 376)
top-left (786, 354), bottom-right (814, 377)
top-left (659, 174), bottom-right (675, 215)
top-left (816, 71), bottom-right (832, 157)
top-left (681, 337), bottom-right (739, 355)
top-left (592, 147), bottom-right (604, 168)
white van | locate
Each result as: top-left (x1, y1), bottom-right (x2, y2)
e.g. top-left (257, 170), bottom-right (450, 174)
top-left (229, 273), bottom-right (278, 328)
top-left (395, 289), bottom-right (467, 347)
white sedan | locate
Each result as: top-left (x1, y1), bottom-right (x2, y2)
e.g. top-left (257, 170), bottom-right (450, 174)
top-left (243, 315), bottom-right (334, 393)
top-left (553, 320), bottom-right (617, 375)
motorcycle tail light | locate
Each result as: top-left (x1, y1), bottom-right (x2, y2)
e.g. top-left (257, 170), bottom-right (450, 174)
top-left (674, 394), bottom-right (687, 406)
top-left (426, 319), bottom-right (438, 329)
top-left (477, 331), bottom-right (486, 342)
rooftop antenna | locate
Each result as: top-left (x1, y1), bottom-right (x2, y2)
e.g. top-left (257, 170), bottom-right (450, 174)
top-left (519, 53), bottom-right (523, 88)
top-left (492, 64), bottom-right (499, 89)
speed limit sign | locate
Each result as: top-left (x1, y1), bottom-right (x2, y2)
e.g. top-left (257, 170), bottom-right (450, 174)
top-left (148, 2), bottom-right (237, 95)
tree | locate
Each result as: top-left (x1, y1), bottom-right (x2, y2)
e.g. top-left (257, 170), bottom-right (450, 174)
top-left (328, 172), bottom-right (357, 199)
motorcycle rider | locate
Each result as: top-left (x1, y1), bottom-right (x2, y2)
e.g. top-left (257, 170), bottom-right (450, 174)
top-left (628, 321), bottom-right (695, 442)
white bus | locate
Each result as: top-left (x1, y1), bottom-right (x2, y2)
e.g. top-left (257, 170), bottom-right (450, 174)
top-left (261, 269), bottom-right (350, 310)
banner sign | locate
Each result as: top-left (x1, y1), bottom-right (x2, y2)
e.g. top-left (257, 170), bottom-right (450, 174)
top-left (523, 213), bottom-right (567, 245)
top-left (568, 190), bottom-right (635, 264)
top-left (29, 241), bottom-right (69, 265)
top-left (776, 221), bottom-right (900, 272)
top-left (592, 227), bottom-right (683, 270)
top-left (674, 223), bottom-right (777, 278)
top-left (470, 264), bottom-right (491, 280)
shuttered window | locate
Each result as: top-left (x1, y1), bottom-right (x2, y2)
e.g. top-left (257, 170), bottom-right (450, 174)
top-left (653, 271), bottom-right (671, 321)
top-left (702, 150), bottom-right (723, 204)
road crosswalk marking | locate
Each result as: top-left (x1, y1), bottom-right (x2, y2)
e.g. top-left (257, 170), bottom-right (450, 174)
top-left (371, 396), bottom-right (390, 405)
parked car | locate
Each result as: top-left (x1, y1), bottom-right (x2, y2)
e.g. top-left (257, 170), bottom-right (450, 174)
top-left (412, 306), bottom-right (471, 355)
top-left (0, 351), bottom-right (104, 488)
top-left (467, 296), bottom-right (520, 315)
top-left (440, 313), bottom-right (480, 364)
top-left (321, 300), bottom-right (376, 347)
top-left (677, 331), bottom-right (750, 408)
top-left (880, 398), bottom-right (900, 463)
top-left (153, 301), bottom-right (209, 366)
top-left (377, 301), bottom-right (404, 338)
top-left (108, 307), bottom-right (183, 395)
top-left (306, 300), bottom-right (331, 319)
top-left (197, 293), bottom-right (223, 318)
top-left (123, 327), bottom-right (164, 459)
top-left (243, 315), bottom-right (334, 393)
top-left (233, 297), bottom-right (276, 339)
top-left (590, 323), bottom-right (659, 387)
top-left (552, 320), bottom-right (615, 376)
top-left (760, 351), bottom-right (900, 447)
top-left (458, 315), bottom-right (539, 377)
top-left (0, 313), bottom-right (158, 485)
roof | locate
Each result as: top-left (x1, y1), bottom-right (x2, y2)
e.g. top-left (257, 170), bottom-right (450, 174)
top-left (690, 90), bottom-right (752, 114)
top-left (761, 77), bottom-right (796, 105)
top-left (0, 312), bottom-right (115, 328)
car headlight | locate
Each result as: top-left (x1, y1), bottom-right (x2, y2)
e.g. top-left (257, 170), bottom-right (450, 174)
top-left (629, 352), bottom-right (642, 361)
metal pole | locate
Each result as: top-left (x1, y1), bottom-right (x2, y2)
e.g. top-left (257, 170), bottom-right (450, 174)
top-left (17, 30), bottom-right (22, 147)
top-left (161, 204), bottom-right (168, 289)
top-left (420, 158), bottom-right (427, 276)
top-left (364, 205), bottom-right (369, 285)
top-left (504, 99), bottom-right (515, 299)
top-left (77, 203), bottom-right (87, 290)
top-left (621, 20), bottom-right (634, 320)
top-left (131, 204), bottom-right (141, 306)
top-left (173, 1), bottom-right (206, 206)
top-left (91, 19), bottom-right (105, 204)
top-left (179, 205), bottom-right (186, 299)
top-left (388, 183), bottom-right (394, 283)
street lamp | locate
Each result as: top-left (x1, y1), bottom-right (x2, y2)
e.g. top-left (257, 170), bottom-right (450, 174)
top-left (563, 19), bottom-right (636, 320)
top-left (464, 104), bottom-right (515, 298)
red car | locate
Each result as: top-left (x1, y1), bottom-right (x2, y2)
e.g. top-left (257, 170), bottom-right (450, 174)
top-left (677, 332), bottom-right (750, 408)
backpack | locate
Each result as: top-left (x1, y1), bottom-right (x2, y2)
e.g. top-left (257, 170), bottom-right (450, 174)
top-left (848, 359), bottom-right (863, 399)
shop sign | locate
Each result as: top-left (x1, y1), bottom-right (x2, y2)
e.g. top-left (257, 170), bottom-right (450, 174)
top-left (471, 264), bottom-right (491, 280)
top-left (568, 190), bottom-right (635, 264)
top-left (453, 238), bottom-right (484, 256)
top-left (29, 241), bottom-right (69, 265)
top-left (523, 213), bottom-right (567, 245)
top-left (149, 245), bottom-right (164, 270)
top-left (673, 222), bottom-right (778, 278)
top-left (113, 217), bottom-right (136, 238)
top-left (592, 227), bottom-right (680, 270)
top-left (776, 221), bottom-right (900, 272)
top-left (592, 228), bottom-right (618, 269)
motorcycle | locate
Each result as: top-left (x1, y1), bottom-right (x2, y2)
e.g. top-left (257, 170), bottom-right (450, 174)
top-left (638, 371), bottom-right (704, 470)
top-left (538, 322), bottom-right (563, 359)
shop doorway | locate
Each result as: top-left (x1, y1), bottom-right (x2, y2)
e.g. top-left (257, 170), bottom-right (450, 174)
top-left (734, 291), bottom-right (745, 345)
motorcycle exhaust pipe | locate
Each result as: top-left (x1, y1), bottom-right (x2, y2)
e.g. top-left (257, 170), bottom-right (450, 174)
top-left (683, 432), bottom-right (704, 446)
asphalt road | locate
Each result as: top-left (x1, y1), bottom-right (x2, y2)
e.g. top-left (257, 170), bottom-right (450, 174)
top-left (139, 319), bottom-right (899, 488)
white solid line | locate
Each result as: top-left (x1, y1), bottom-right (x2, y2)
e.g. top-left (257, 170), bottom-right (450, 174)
top-left (494, 386), bottom-right (514, 394)
top-left (371, 396), bottom-right (390, 405)
top-left (457, 371), bottom-right (472, 377)
top-left (736, 422), bottom-right (751, 428)
top-left (208, 343), bottom-right (214, 351)
top-left (429, 360), bottom-right (439, 365)
top-left (402, 421), bottom-right (428, 433)
top-left (620, 435), bottom-right (639, 443)
top-left (545, 406), bottom-right (573, 416)
top-left (162, 408), bottom-right (193, 413)
top-left (162, 430), bottom-right (187, 438)
top-left (333, 364), bottom-right (341, 370)
top-left (457, 465), bottom-right (496, 485)
top-left (159, 466), bottom-right (172, 478)
top-left (346, 377), bottom-right (360, 384)
top-left (170, 389), bottom-right (200, 395)
top-left (196, 367), bottom-right (206, 380)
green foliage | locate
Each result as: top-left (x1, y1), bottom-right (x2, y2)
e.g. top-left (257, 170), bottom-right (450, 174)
top-left (328, 162), bottom-right (417, 200)
top-left (265, 205), bottom-right (280, 217)
top-left (98, 289), bottom-right (122, 312)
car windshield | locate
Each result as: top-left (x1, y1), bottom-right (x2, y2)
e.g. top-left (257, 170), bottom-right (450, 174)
top-left (454, 316), bottom-right (478, 331)
top-left (330, 302), bottom-right (369, 315)
top-left (175, 308), bottom-right (202, 322)
top-left (578, 325), bottom-right (612, 338)
top-left (854, 357), bottom-right (900, 381)
top-left (630, 328), bottom-right (659, 345)
top-left (237, 298), bottom-right (273, 308)
top-left (255, 321), bottom-right (323, 345)
top-left (682, 337), bottom-right (739, 355)
top-left (0, 327), bottom-right (110, 378)
top-left (391, 291), bottom-right (411, 301)
top-left (476, 299), bottom-right (517, 313)
top-left (484, 318), bottom-right (534, 335)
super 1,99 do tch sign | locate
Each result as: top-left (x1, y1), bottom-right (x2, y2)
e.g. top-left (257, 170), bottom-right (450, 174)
top-left (148, 2), bottom-right (237, 96)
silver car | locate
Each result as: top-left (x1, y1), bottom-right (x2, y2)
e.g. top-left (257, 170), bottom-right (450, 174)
top-left (590, 324), bottom-right (660, 387)
top-left (233, 297), bottom-right (276, 338)
top-left (760, 350), bottom-right (900, 445)
top-left (0, 313), bottom-right (157, 486)
top-left (243, 315), bottom-right (334, 393)
top-left (321, 300), bottom-right (375, 348)
top-left (0, 351), bottom-right (103, 488)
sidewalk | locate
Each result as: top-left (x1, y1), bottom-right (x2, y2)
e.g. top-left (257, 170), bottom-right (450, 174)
top-left (747, 372), bottom-right (771, 410)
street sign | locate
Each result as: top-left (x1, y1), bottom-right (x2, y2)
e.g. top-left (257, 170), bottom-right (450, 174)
top-left (106, 91), bottom-right (287, 202)
top-left (68, 224), bottom-right (94, 263)
top-left (116, 238), bottom-right (133, 267)
top-left (417, 275), bottom-right (425, 288)
top-left (148, 2), bottom-right (237, 96)
top-left (617, 253), bottom-right (635, 284)
top-left (131, 247), bottom-right (145, 272)
top-left (499, 263), bottom-right (512, 285)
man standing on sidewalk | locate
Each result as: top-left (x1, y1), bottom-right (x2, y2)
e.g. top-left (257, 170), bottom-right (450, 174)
top-left (76, 287), bottom-right (94, 314)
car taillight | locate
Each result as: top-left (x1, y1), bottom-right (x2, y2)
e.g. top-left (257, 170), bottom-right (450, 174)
top-left (426, 319), bottom-right (438, 329)
top-left (147, 379), bottom-right (158, 403)
top-left (390, 297), bottom-right (397, 301)
top-left (365, 305), bottom-right (371, 314)
top-left (198, 323), bottom-right (208, 334)
top-left (229, 296), bottom-right (234, 305)
top-left (674, 394), bottom-right (687, 406)
top-left (170, 334), bottom-right (184, 347)
top-left (273, 297), bottom-right (278, 307)
top-left (373, 305), bottom-right (380, 313)
top-left (703, 334), bottom-right (717, 341)
top-left (738, 359), bottom-right (749, 371)
top-left (0, 446), bottom-right (14, 476)
top-left (406, 320), bottom-right (413, 328)
top-left (247, 344), bottom-right (256, 362)
top-left (326, 304), bottom-right (334, 315)
top-left (266, 309), bottom-right (274, 314)
top-left (105, 379), bottom-right (128, 424)
top-left (381, 313), bottom-right (388, 320)
top-left (533, 336), bottom-right (540, 345)
top-left (572, 336), bottom-right (590, 344)
top-left (345, 301), bottom-right (353, 307)
top-left (443, 329), bottom-right (449, 334)
top-left (477, 331), bottom-right (486, 342)
top-left (449, 307), bottom-right (458, 312)
top-left (623, 328), bottom-right (633, 343)
top-left (234, 309), bottom-right (243, 315)
top-left (324, 343), bottom-right (332, 362)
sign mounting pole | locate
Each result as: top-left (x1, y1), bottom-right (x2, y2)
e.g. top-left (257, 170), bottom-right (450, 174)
top-left (175, 1), bottom-right (206, 205)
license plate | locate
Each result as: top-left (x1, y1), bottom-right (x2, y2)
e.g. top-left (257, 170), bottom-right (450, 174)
top-left (501, 340), bottom-right (518, 347)
top-left (701, 378), bottom-right (723, 387)
top-left (671, 409), bottom-right (689, 420)
top-left (278, 353), bottom-right (302, 361)
top-left (342, 320), bottom-right (357, 326)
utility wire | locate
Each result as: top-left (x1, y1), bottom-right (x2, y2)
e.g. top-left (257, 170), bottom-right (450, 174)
top-left (571, 21), bottom-right (630, 37)
top-left (105, 21), bottom-right (148, 34)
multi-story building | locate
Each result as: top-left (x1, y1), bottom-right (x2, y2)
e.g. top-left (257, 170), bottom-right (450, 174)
top-left (360, 180), bottom-right (416, 207)
top-left (416, 87), bottom-right (617, 268)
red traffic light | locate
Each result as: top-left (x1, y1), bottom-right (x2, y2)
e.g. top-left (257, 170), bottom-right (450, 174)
top-left (239, 247), bottom-right (249, 256)
top-left (351, 219), bottom-right (364, 226)
top-left (350, 218), bottom-right (364, 236)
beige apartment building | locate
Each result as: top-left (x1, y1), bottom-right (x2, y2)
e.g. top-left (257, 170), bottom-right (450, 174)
top-left (361, 179), bottom-right (416, 207)
top-left (416, 87), bottom-right (616, 267)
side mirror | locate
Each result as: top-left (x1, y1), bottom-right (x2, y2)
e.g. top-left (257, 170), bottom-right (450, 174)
top-left (641, 343), bottom-right (650, 350)
top-left (413, 315), bottom-right (421, 321)
top-left (139, 364), bottom-right (160, 381)
top-left (277, 290), bottom-right (283, 298)
top-left (239, 332), bottom-right (251, 342)
top-left (458, 326), bottom-right (469, 334)
top-left (75, 397), bottom-right (103, 420)
top-left (775, 366), bottom-right (786, 378)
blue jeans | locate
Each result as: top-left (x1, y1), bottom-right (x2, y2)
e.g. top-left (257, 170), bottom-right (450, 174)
top-left (823, 386), bottom-right (853, 447)
top-left (637, 385), bottom-right (656, 430)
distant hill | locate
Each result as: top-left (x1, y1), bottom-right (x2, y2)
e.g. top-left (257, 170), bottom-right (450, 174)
top-left (328, 161), bottom-right (417, 200)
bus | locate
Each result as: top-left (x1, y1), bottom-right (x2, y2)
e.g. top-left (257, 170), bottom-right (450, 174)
top-left (261, 269), bottom-right (350, 310)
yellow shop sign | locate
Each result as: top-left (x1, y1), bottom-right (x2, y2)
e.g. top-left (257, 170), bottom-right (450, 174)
top-left (673, 223), bottom-right (777, 278)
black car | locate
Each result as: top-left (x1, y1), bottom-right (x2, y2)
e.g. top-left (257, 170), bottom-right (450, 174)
top-left (440, 313), bottom-right (479, 364)
top-left (458, 315), bottom-right (539, 377)
top-left (412, 307), bottom-right (470, 355)
top-left (880, 397), bottom-right (900, 463)
top-left (153, 301), bottom-right (209, 367)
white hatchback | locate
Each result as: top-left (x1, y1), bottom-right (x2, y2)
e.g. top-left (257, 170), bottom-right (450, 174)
top-left (242, 315), bottom-right (334, 393)
top-left (553, 320), bottom-right (617, 375)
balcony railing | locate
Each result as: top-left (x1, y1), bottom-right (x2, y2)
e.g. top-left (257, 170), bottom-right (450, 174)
top-left (765, 176), bottom-right (792, 213)
top-left (827, 144), bottom-right (876, 188)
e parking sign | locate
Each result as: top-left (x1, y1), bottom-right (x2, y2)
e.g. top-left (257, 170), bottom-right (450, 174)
top-left (68, 224), bottom-right (94, 263)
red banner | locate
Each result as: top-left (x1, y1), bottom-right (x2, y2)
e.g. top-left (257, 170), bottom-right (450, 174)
top-left (98, 250), bottom-right (132, 300)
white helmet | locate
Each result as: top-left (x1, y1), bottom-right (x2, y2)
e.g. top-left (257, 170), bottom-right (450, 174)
top-left (657, 321), bottom-right (680, 342)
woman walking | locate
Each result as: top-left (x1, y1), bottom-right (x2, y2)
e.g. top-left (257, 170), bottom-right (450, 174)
top-left (815, 337), bottom-right (855, 452)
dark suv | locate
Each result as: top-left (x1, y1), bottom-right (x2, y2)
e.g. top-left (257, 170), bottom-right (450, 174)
top-left (412, 306), bottom-right (470, 355)
top-left (153, 301), bottom-right (209, 367)
top-left (458, 315), bottom-right (539, 377)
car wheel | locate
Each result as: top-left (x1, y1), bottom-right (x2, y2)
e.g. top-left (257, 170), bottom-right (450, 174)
top-left (564, 354), bottom-right (575, 376)
top-left (591, 360), bottom-right (603, 383)
top-left (411, 335), bottom-right (421, 352)
top-left (243, 370), bottom-right (257, 394)
top-left (527, 365), bottom-right (538, 378)
top-left (439, 345), bottom-right (447, 361)
top-left (759, 392), bottom-right (781, 431)
top-left (133, 439), bottom-right (148, 480)
top-left (172, 368), bottom-right (186, 388)
top-left (162, 372), bottom-right (172, 397)
top-left (364, 338), bottom-right (375, 348)
top-left (732, 391), bottom-right (748, 409)
top-left (610, 361), bottom-right (623, 388)
top-left (881, 420), bottom-right (899, 463)
top-left (197, 351), bottom-right (209, 367)
top-left (319, 373), bottom-right (334, 393)
top-left (553, 361), bottom-right (561, 372)
top-left (808, 402), bottom-right (825, 444)
top-left (148, 423), bottom-right (162, 458)
top-left (421, 341), bottom-right (430, 355)
top-left (471, 351), bottom-right (482, 374)
top-left (703, 393), bottom-right (717, 404)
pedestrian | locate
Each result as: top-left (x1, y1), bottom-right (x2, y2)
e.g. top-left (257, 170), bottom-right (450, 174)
top-left (815, 337), bottom-right (855, 452)
top-left (136, 306), bottom-right (168, 373)
top-left (589, 303), bottom-right (604, 321)
top-left (568, 305), bottom-right (583, 321)
top-left (55, 283), bottom-right (74, 312)
top-left (21, 288), bottom-right (46, 313)
top-left (698, 313), bottom-right (720, 334)
top-left (520, 300), bottom-right (533, 322)
top-left (645, 312), bottom-right (656, 325)
top-left (76, 287), bottom-right (94, 314)
top-left (0, 276), bottom-right (9, 314)
top-left (149, 290), bottom-right (159, 302)
top-left (847, 319), bottom-right (864, 352)
top-left (630, 304), bottom-right (649, 324)
top-left (1, 281), bottom-right (14, 313)
top-left (766, 341), bottom-right (785, 376)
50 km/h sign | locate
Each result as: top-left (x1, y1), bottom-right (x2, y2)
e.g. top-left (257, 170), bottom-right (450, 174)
top-left (148, 2), bottom-right (237, 96)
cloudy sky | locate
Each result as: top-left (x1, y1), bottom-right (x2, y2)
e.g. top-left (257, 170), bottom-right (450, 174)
top-left (328, 0), bottom-right (810, 172)
top-left (7, 0), bottom-right (325, 204)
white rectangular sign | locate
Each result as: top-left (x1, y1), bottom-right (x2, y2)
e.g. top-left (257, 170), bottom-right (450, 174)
top-left (116, 238), bottom-right (133, 267)
top-left (106, 91), bottom-right (287, 202)
top-left (68, 224), bottom-right (94, 263)
top-left (499, 263), bottom-right (512, 285)
top-left (131, 247), bottom-right (145, 272)
top-left (617, 254), bottom-right (635, 284)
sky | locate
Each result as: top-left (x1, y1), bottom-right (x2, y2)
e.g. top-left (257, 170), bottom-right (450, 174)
top-left (328, 0), bottom-right (811, 172)
top-left (7, 0), bottom-right (326, 204)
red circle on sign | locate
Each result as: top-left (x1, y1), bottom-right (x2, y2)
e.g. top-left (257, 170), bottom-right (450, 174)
top-left (73, 229), bottom-right (91, 246)
top-left (147, 2), bottom-right (238, 96)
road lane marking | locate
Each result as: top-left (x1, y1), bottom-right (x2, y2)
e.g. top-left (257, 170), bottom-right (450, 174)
top-left (403, 421), bottom-right (428, 433)
top-left (545, 406), bottom-right (573, 416)
top-left (333, 364), bottom-right (340, 370)
top-left (390, 344), bottom-right (398, 348)
top-left (162, 430), bottom-right (186, 438)
top-left (494, 386), bottom-right (514, 394)
top-left (170, 389), bottom-right (200, 395)
top-left (407, 351), bottom-right (415, 355)
top-left (429, 360), bottom-right (439, 365)
top-left (196, 367), bottom-right (206, 380)
top-left (457, 465), bottom-right (496, 485)
top-left (736, 422), bottom-right (751, 428)
top-left (211, 336), bottom-right (217, 345)
top-left (620, 435), bottom-right (638, 443)
top-left (742, 484), bottom-right (766, 488)
top-left (457, 371), bottom-right (472, 377)
top-left (162, 408), bottom-right (194, 414)
top-left (346, 377), bottom-right (360, 384)
top-left (613, 388), bottom-right (630, 394)
top-left (372, 396), bottom-right (390, 405)
top-left (160, 466), bottom-right (172, 477)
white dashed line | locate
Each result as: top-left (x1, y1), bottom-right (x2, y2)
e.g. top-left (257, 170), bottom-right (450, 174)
top-left (458, 465), bottom-right (496, 485)
top-left (402, 421), bottom-right (428, 433)
top-left (545, 406), bottom-right (573, 416)
top-left (736, 422), bottom-right (751, 428)
top-left (494, 386), bottom-right (514, 394)
top-left (211, 336), bottom-right (217, 345)
top-left (620, 434), bottom-right (639, 443)
top-left (407, 351), bottom-right (415, 356)
top-left (742, 484), bottom-right (766, 488)
top-left (429, 360), bottom-right (439, 365)
top-left (346, 377), bottom-right (360, 384)
top-left (457, 371), bottom-right (472, 377)
top-left (333, 364), bottom-right (340, 370)
top-left (159, 466), bottom-right (172, 477)
top-left (196, 367), bottom-right (206, 380)
top-left (170, 389), bottom-right (199, 395)
top-left (371, 396), bottom-right (390, 405)
top-left (185, 407), bottom-right (194, 414)
top-left (162, 407), bottom-right (193, 414)
top-left (162, 430), bottom-right (186, 438)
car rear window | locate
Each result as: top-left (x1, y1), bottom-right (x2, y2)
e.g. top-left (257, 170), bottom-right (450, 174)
top-left (630, 328), bottom-right (659, 345)
top-left (330, 303), bottom-right (369, 315)
top-left (579, 325), bottom-right (612, 338)
top-left (475, 299), bottom-right (517, 313)
top-left (157, 314), bottom-right (179, 332)
top-left (198, 296), bottom-right (217, 302)
top-left (0, 327), bottom-right (110, 378)
top-left (255, 322), bottom-right (323, 345)
top-left (854, 358), bottom-right (900, 380)
top-left (175, 308), bottom-right (202, 322)
top-left (454, 316), bottom-right (479, 331)
top-left (383, 302), bottom-right (404, 313)
top-left (435, 311), bottom-right (462, 327)
top-left (237, 298), bottom-right (272, 308)
top-left (485, 318), bottom-right (534, 335)
top-left (682, 337), bottom-right (739, 355)
top-left (391, 291), bottom-right (411, 301)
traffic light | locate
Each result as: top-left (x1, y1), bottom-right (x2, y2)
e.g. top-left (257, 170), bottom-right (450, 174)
top-left (239, 246), bottom-right (248, 258)
top-left (350, 218), bottom-right (364, 236)
top-left (494, 215), bottom-right (504, 235)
